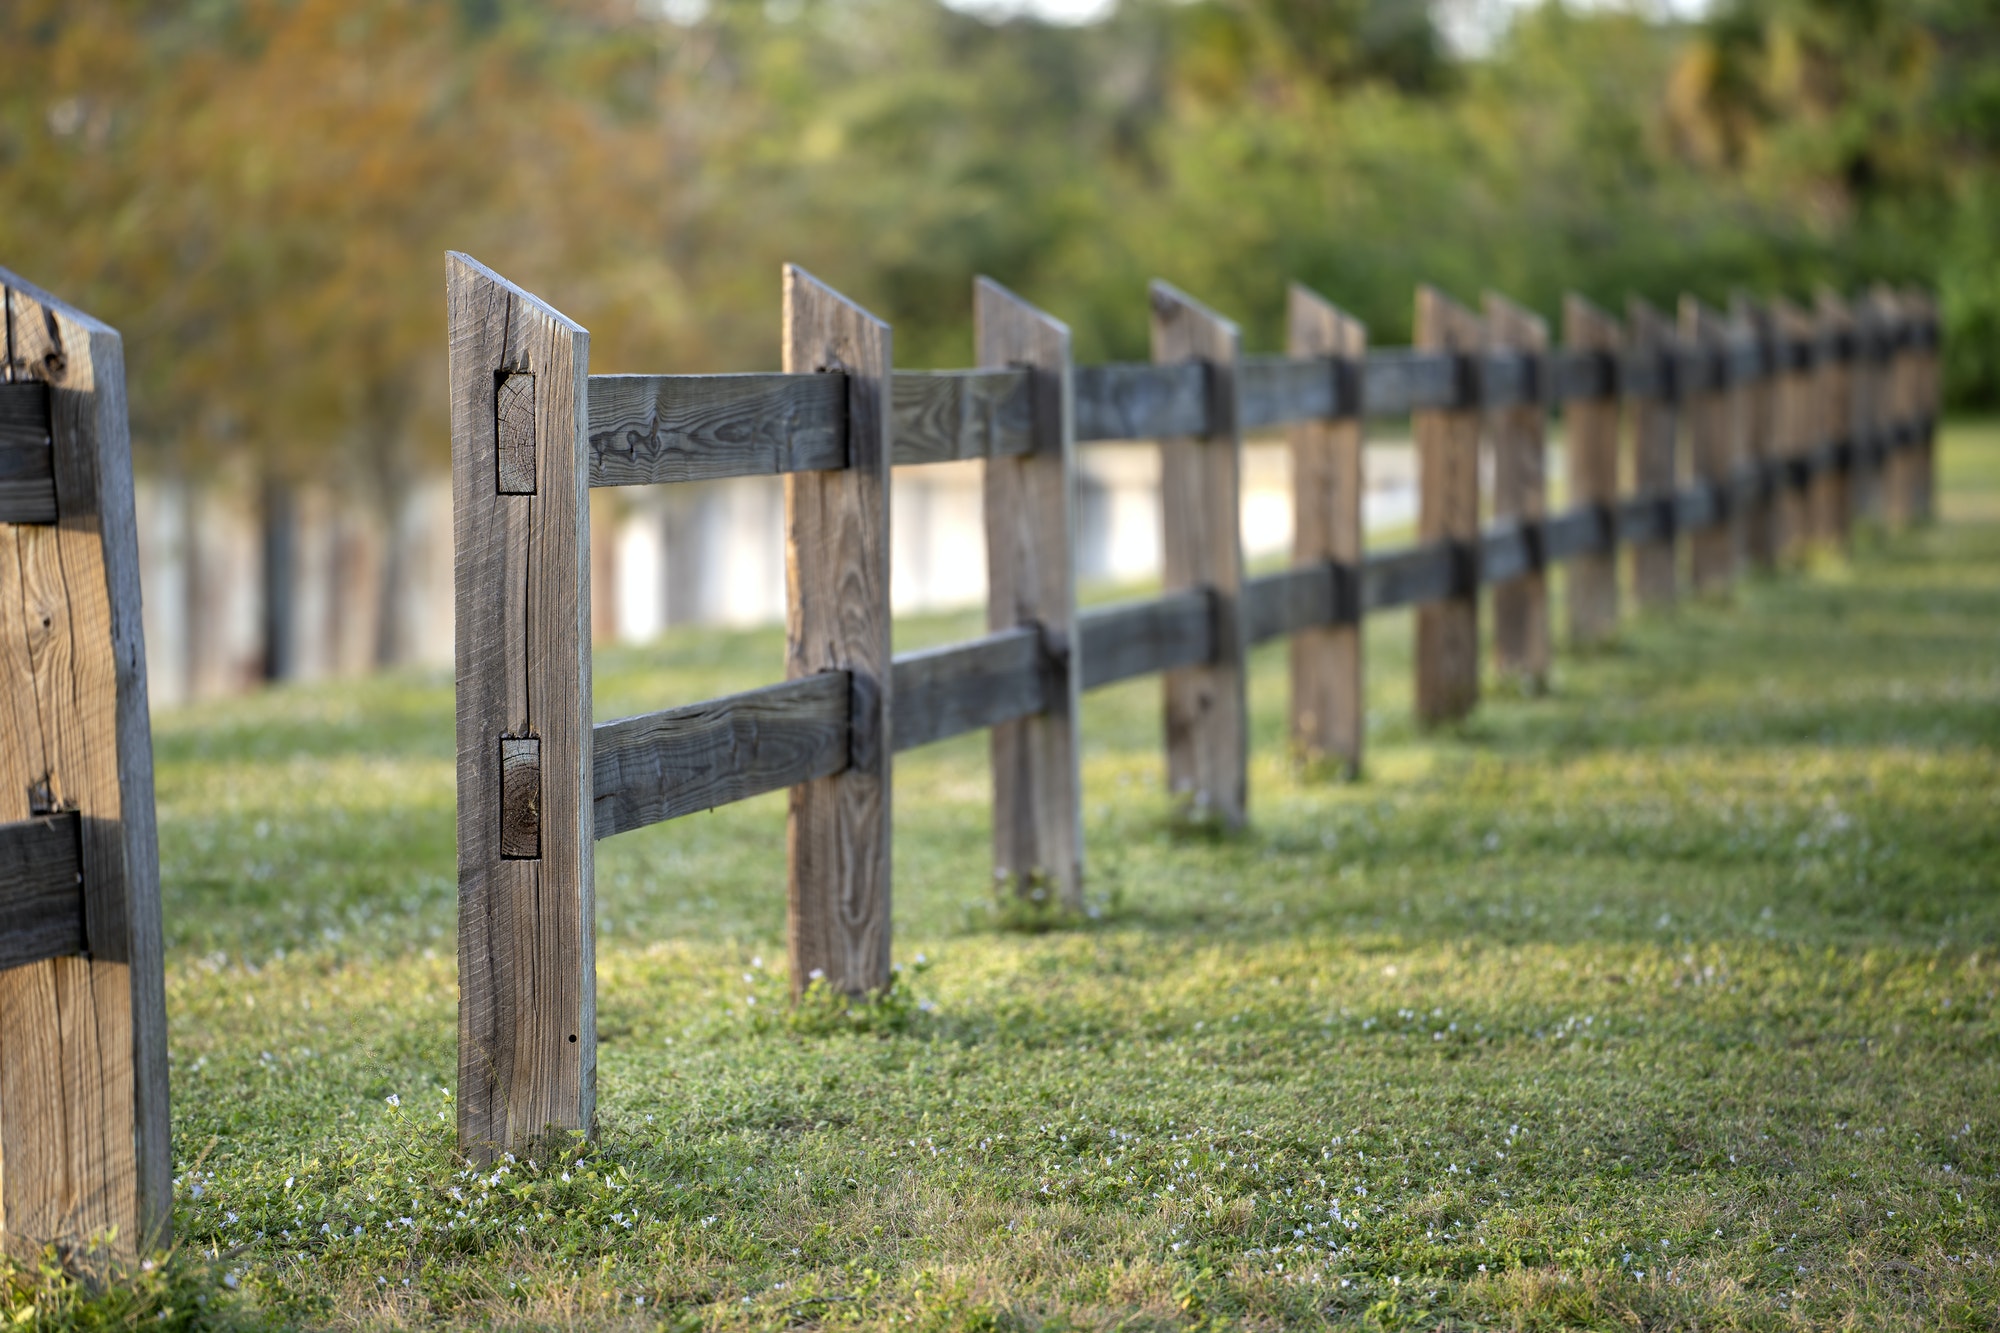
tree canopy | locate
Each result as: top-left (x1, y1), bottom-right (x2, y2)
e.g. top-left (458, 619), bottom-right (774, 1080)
top-left (2, 0), bottom-right (1991, 485)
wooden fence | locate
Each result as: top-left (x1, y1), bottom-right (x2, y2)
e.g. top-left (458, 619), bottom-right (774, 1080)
top-left (448, 255), bottom-right (1938, 1160)
top-left (0, 268), bottom-right (169, 1259)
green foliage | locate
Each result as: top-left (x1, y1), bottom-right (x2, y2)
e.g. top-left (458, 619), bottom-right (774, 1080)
top-left (1, 0), bottom-right (1992, 508)
top-left (131, 426), bottom-right (2000, 1328)
top-left (0, 1246), bottom-right (257, 1333)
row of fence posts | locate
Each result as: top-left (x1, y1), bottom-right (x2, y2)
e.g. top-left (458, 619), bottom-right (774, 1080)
top-left (448, 256), bottom-right (1938, 1160)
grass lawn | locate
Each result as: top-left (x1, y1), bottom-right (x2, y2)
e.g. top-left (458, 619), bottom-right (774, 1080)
top-left (31, 429), bottom-right (1997, 1330)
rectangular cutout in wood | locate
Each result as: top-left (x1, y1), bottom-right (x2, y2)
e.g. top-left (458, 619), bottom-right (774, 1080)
top-left (499, 735), bottom-right (542, 859)
top-left (496, 372), bottom-right (537, 495)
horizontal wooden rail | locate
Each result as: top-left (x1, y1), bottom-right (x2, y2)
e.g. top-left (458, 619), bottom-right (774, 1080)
top-left (0, 812), bottom-right (85, 972)
top-left (581, 412), bottom-right (1933, 837)
top-left (892, 626), bottom-right (1049, 751)
top-left (592, 673), bottom-right (850, 839)
top-left (583, 320), bottom-right (1942, 481)
top-left (0, 380), bottom-right (56, 524)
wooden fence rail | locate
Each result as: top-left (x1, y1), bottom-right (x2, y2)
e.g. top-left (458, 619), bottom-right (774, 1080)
top-left (448, 255), bottom-right (1940, 1160)
top-left (0, 268), bottom-right (169, 1260)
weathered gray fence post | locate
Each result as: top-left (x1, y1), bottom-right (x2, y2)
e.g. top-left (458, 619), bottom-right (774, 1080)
top-left (1733, 296), bottom-right (1779, 573)
top-left (785, 267), bottom-right (894, 994)
top-left (448, 254), bottom-right (595, 1162)
top-left (977, 278), bottom-right (1083, 910)
top-left (1771, 298), bottom-right (1818, 563)
top-left (1286, 285), bottom-right (1366, 775)
top-left (1414, 286), bottom-right (1483, 725)
top-left (1627, 298), bottom-right (1679, 610)
top-left (0, 267), bottom-right (170, 1256)
top-left (1563, 295), bottom-right (1622, 647)
top-left (1486, 292), bottom-right (1549, 690)
top-left (1681, 297), bottom-right (1736, 595)
top-left (1151, 282), bottom-right (1247, 826)
top-left (1813, 290), bottom-right (1855, 551)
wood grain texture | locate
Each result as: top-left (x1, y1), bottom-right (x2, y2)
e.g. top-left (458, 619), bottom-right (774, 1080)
top-left (1286, 285), bottom-right (1366, 775)
top-left (894, 368), bottom-right (1034, 465)
top-left (1151, 281), bottom-right (1247, 826)
top-left (1238, 354), bottom-right (1351, 429)
top-left (1731, 297), bottom-right (1779, 571)
top-left (1073, 361), bottom-right (1207, 442)
top-left (592, 673), bottom-right (848, 839)
top-left (976, 279), bottom-right (1083, 908)
top-left (1680, 298), bottom-right (1738, 594)
top-left (0, 813), bottom-right (83, 972)
top-left (1811, 291), bottom-right (1854, 550)
top-left (1485, 293), bottom-right (1549, 690)
top-left (448, 254), bottom-right (594, 1163)
top-left (1562, 295), bottom-right (1622, 647)
top-left (0, 267), bottom-right (167, 1255)
top-left (895, 628), bottom-right (1049, 754)
top-left (0, 383), bottom-right (55, 525)
top-left (1770, 299), bottom-right (1818, 563)
top-left (783, 267), bottom-right (892, 998)
top-left (1413, 286), bottom-right (1482, 727)
top-left (1076, 590), bottom-right (1213, 692)
top-left (588, 373), bottom-right (846, 484)
top-left (498, 737), bottom-right (542, 860)
top-left (1626, 299), bottom-right (1680, 610)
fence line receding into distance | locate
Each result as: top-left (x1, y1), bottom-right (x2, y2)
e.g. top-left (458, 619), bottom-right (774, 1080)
top-left (448, 255), bottom-right (1939, 1159)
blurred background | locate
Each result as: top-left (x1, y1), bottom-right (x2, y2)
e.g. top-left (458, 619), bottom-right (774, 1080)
top-left (3, 0), bottom-right (1991, 702)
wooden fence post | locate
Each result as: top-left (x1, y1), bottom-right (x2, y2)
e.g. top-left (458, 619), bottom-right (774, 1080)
top-left (977, 278), bottom-right (1083, 910)
top-left (785, 267), bottom-right (894, 993)
top-left (1286, 285), bottom-right (1366, 775)
top-left (1485, 292), bottom-right (1549, 690)
top-left (1771, 299), bottom-right (1817, 563)
top-left (1732, 296), bottom-right (1779, 572)
top-left (1681, 297), bottom-right (1736, 595)
top-left (1813, 290), bottom-right (1855, 551)
top-left (0, 267), bottom-right (170, 1256)
top-left (1886, 289), bottom-right (1923, 529)
top-left (1627, 298), bottom-right (1679, 610)
top-left (448, 254), bottom-right (595, 1162)
top-left (1563, 295), bottom-right (1622, 647)
top-left (1150, 283), bottom-right (1246, 825)
top-left (1414, 286), bottom-right (1482, 725)
top-left (1910, 287), bottom-right (1939, 523)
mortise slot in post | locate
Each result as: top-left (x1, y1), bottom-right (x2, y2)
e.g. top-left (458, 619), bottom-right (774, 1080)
top-left (496, 372), bottom-right (537, 495)
top-left (499, 735), bottom-right (542, 860)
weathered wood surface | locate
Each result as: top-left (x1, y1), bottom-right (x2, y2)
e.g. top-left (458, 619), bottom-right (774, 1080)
top-left (1770, 299), bottom-right (1818, 562)
top-left (1563, 295), bottom-right (1623, 647)
top-left (448, 254), bottom-right (595, 1162)
top-left (783, 267), bottom-right (893, 997)
top-left (1544, 504), bottom-right (1611, 562)
top-left (1681, 298), bottom-right (1738, 594)
top-left (1077, 590), bottom-right (1213, 691)
top-left (895, 627), bottom-right (1049, 753)
top-left (1486, 293), bottom-right (1549, 690)
top-left (588, 374), bottom-right (845, 485)
top-left (1240, 354), bottom-right (1339, 430)
top-left (1362, 540), bottom-right (1463, 612)
top-left (1627, 299), bottom-right (1680, 610)
top-left (1732, 297), bottom-right (1779, 571)
top-left (1361, 349), bottom-right (1458, 418)
top-left (0, 814), bottom-right (84, 973)
top-left (0, 267), bottom-right (168, 1255)
top-left (894, 368), bottom-right (1034, 465)
top-left (977, 279), bottom-right (1083, 908)
top-left (1286, 286), bottom-right (1366, 774)
top-left (1412, 286), bottom-right (1482, 726)
top-left (1812, 291), bottom-right (1854, 549)
top-left (0, 383), bottom-right (55, 525)
top-left (592, 673), bottom-right (849, 839)
top-left (1073, 361), bottom-right (1207, 442)
top-left (1244, 561), bottom-right (1343, 645)
top-left (1152, 281), bottom-right (1247, 825)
